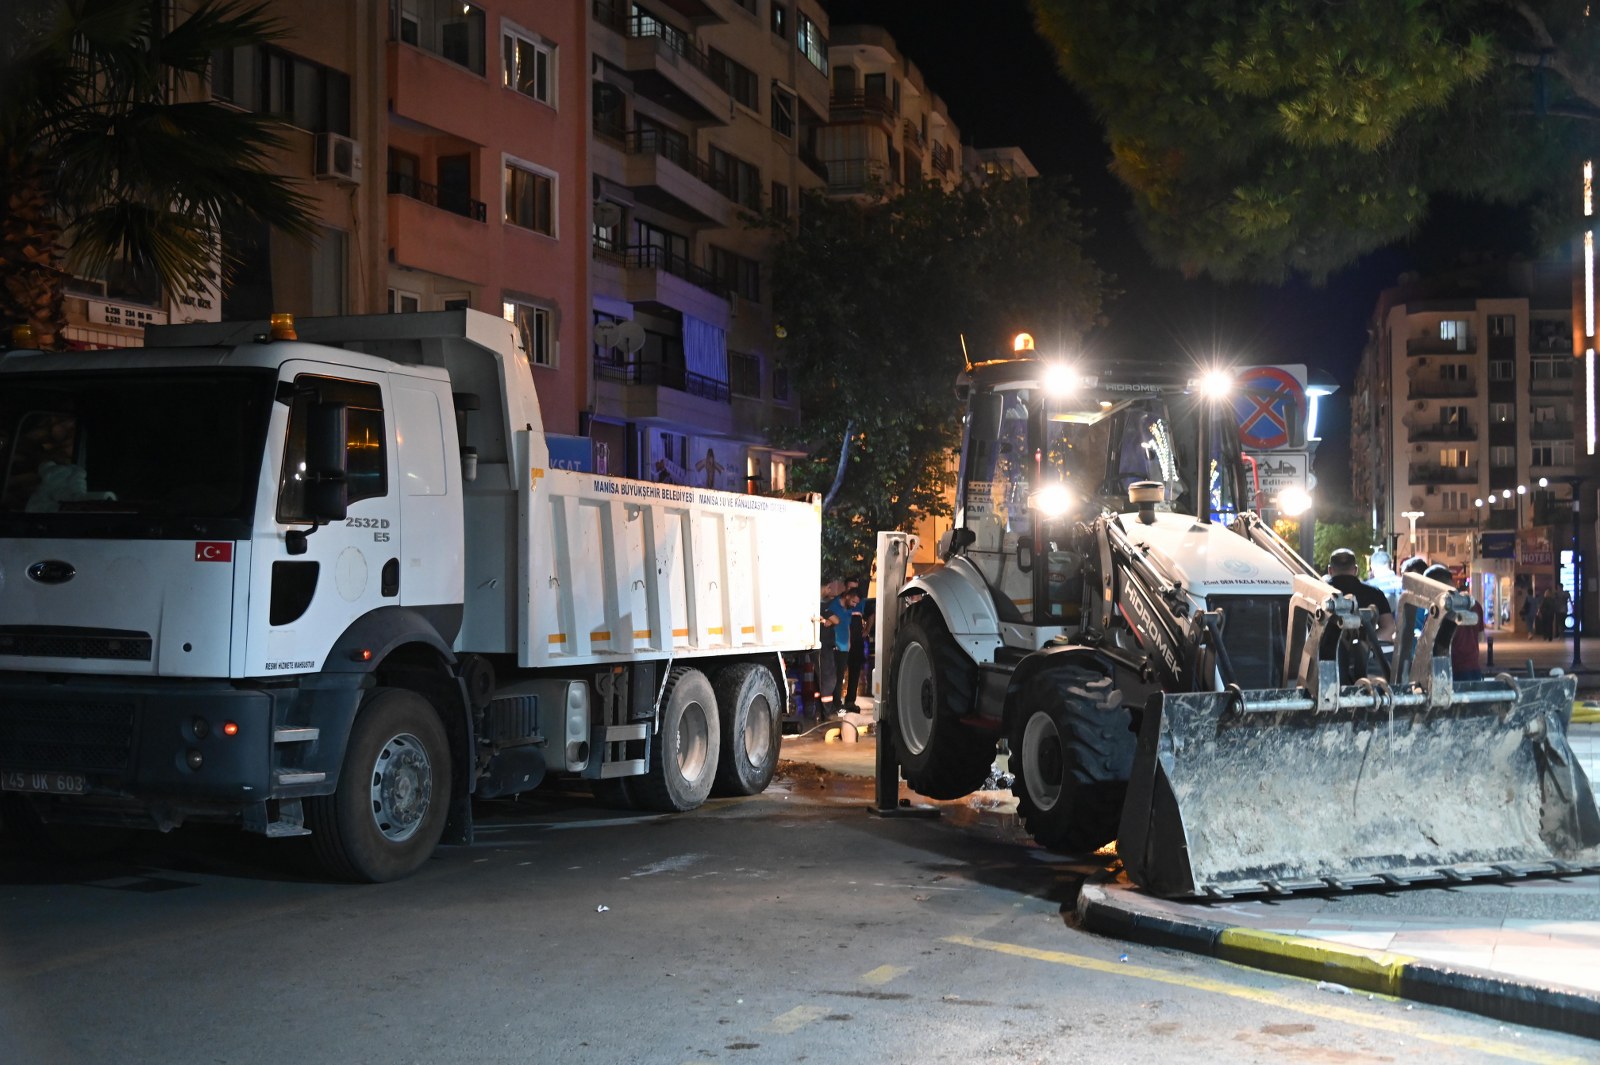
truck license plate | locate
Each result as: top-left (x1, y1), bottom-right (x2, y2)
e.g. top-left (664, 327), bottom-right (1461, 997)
top-left (1, 770), bottom-right (88, 795)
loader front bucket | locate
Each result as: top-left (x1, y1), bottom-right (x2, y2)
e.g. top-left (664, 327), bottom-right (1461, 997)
top-left (1118, 676), bottom-right (1600, 898)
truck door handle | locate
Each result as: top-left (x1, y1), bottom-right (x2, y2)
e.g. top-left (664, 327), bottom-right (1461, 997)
top-left (382, 558), bottom-right (399, 597)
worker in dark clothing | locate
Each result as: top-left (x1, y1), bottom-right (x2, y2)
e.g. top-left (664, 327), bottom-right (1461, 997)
top-left (1327, 547), bottom-right (1397, 643)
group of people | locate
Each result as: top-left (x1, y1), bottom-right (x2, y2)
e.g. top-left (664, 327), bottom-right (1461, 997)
top-left (819, 576), bottom-right (874, 715)
top-left (1514, 582), bottom-right (1573, 640)
top-left (1326, 547), bottom-right (1484, 681)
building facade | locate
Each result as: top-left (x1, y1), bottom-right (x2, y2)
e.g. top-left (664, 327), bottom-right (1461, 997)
top-left (1353, 261), bottom-right (1579, 630)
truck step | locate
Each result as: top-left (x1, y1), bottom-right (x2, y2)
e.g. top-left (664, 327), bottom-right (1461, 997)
top-left (273, 727), bottom-right (319, 744)
top-left (599, 759), bottom-right (646, 778)
top-left (274, 770), bottom-right (327, 786)
top-left (601, 724), bottom-right (647, 742)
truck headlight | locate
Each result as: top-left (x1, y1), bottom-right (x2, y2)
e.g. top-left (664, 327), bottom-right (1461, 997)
top-left (1030, 484), bottom-right (1074, 518)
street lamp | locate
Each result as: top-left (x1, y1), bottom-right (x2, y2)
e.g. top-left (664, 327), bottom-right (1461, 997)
top-left (1401, 510), bottom-right (1425, 557)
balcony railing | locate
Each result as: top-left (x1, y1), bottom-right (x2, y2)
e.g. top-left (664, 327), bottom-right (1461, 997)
top-left (596, 354), bottom-right (730, 403)
top-left (1408, 463), bottom-right (1479, 485)
top-left (901, 119), bottom-right (924, 151)
top-left (1406, 335), bottom-right (1475, 356)
top-left (388, 171), bottom-right (487, 222)
top-left (622, 130), bottom-right (760, 209)
top-left (825, 157), bottom-right (887, 192)
top-left (1530, 420), bottom-right (1576, 440)
top-left (1529, 369), bottom-right (1577, 393)
top-left (830, 90), bottom-right (895, 122)
top-left (603, 242), bottom-right (728, 298)
top-left (930, 141), bottom-right (952, 172)
top-left (1407, 377), bottom-right (1477, 399)
top-left (1407, 422), bottom-right (1476, 442)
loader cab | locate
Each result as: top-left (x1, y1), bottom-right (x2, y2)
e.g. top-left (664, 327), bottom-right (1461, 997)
top-left (951, 354), bottom-right (1250, 630)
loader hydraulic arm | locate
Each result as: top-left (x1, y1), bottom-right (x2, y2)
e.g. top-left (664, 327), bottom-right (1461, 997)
top-left (1098, 515), bottom-right (1196, 687)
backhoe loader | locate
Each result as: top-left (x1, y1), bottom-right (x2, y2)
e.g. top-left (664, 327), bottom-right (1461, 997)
top-left (874, 336), bottom-right (1600, 897)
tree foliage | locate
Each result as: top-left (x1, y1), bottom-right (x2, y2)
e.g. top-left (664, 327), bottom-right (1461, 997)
top-left (1, 0), bottom-right (317, 348)
top-left (769, 177), bottom-right (1107, 573)
top-left (1030, 0), bottom-right (1597, 283)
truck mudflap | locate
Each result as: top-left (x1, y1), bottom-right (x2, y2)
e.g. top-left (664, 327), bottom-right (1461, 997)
top-left (1118, 676), bottom-right (1600, 898)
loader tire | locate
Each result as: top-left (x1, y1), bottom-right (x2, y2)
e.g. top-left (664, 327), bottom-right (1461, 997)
top-left (306, 687), bottom-right (451, 883)
top-left (889, 603), bottom-right (995, 800)
top-left (711, 663), bottom-right (783, 796)
top-left (1010, 666), bottom-right (1134, 853)
top-left (632, 668), bottom-right (720, 812)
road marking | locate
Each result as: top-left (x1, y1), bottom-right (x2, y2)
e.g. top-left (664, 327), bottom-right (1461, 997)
top-left (767, 1004), bottom-right (829, 1033)
top-left (946, 934), bottom-right (1587, 1064)
top-left (860, 964), bottom-right (907, 986)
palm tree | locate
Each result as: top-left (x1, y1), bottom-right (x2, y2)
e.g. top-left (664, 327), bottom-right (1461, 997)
top-left (1, 0), bottom-right (317, 349)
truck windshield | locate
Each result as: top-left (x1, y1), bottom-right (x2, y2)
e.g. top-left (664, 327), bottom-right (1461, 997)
top-left (0, 369), bottom-right (276, 536)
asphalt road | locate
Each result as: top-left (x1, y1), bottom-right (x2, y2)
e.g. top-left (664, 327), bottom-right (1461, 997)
top-left (1, 769), bottom-right (1595, 1065)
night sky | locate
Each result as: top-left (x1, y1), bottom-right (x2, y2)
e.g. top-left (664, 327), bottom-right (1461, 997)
top-left (822, 0), bottom-right (1538, 509)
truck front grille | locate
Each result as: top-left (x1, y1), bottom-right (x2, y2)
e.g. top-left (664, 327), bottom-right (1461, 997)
top-left (0, 700), bottom-right (136, 773)
top-left (0, 626), bottom-right (153, 661)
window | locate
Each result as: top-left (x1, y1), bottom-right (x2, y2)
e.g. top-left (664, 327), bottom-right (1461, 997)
top-left (503, 300), bottom-right (555, 368)
top-left (1489, 359), bottom-right (1514, 381)
top-left (1532, 442), bottom-right (1576, 467)
top-left (770, 181), bottom-right (789, 220)
top-left (504, 161), bottom-right (554, 234)
top-left (730, 351), bottom-right (760, 397)
top-left (709, 245), bottom-right (759, 302)
top-left (770, 2), bottom-right (787, 38)
top-left (1490, 402), bottom-right (1513, 423)
top-left (388, 288), bottom-right (421, 313)
top-left (395, 0), bottom-right (486, 75)
top-left (442, 294), bottom-right (471, 311)
top-left (1439, 448), bottom-right (1468, 467)
top-left (772, 366), bottom-right (790, 404)
top-left (1441, 490), bottom-right (1470, 511)
top-left (1440, 405), bottom-right (1467, 430)
top-left (771, 83), bottom-right (795, 137)
top-left (1531, 353), bottom-right (1576, 382)
top-left (212, 45), bottom-right (352, 135)
top-left (708, 48), bottom-right (758, 110)
top-left (1490, 445), bottom-right (1515, 467)
top-left (1531, 318), bottom-right (1570, 353)
top-left (1439, 319), bottom-right (1470, 349)
top-left (708, 145), bottom-right (761, 209)
top-left (503, 26), bottom-right (553, 104)
top-left (1440, 362), bottom-right (1468, 380)
top-left (278, 376), bottom-right (387, 522)
top-left (1489, 314), bottom-right (1515, 338)
top-left (796, 11), bottom-right (827, 74)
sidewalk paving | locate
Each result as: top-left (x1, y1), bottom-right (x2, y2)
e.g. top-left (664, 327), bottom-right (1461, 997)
top-left (781, 701), bottom-right (1600, 1040)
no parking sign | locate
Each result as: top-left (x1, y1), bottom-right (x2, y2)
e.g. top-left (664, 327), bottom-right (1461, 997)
top-left (1233, 365), bottom-right (1306, 451)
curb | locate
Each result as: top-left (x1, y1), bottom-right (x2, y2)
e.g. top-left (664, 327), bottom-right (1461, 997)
top-left (1076, 879), bottom-right (1600, 1040)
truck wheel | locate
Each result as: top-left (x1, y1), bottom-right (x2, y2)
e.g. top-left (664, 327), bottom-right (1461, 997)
top-left (1010, 666), bottom-right (1134, 853)
top-left (711, 663), bottom-right (782, 796)
top-left (631, 668), bottom-right (720, 812)
top-left (890, 603), bottom-right (994, 799)
top-left (307, 687), bottom-right (451, 883)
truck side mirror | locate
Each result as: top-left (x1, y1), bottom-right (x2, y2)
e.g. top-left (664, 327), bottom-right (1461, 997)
top-left (304, 401), bottom-right (349, 522)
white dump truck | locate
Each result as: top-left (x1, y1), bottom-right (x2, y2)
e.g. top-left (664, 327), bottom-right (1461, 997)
top-left (0, 310), bottom-right (820, 880)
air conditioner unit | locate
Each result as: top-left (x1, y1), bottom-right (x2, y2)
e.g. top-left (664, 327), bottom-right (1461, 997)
top-left (1412, 443), bottom-right (1426, 453)
top-left (1410, 496), bottom-right (1425, 508)
top-left (314, 132), bottom-right (362, 185)
top-left (1414, 400), bottom-right (1427, 411)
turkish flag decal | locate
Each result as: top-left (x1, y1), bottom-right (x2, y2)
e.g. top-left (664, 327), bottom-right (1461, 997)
top-left (195, 541), bottom-right (233, 562)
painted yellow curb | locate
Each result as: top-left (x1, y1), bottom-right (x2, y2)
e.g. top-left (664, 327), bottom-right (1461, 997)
top-left (1217, 927), bottom-right (1414, 995)
top-left (1573, 701), bottom-right (1600, 724)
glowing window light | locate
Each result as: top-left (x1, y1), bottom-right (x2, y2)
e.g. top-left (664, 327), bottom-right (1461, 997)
top-left (1586, 160), bottom-right (1594, 217)
top-left (1586, 230), bottom-right (1595, 339)
top-left (1589, 348), bottom-right (1597, 456)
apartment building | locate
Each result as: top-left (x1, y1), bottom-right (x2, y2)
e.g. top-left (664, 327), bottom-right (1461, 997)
top-left (585, 0), bottom-right (831, 489)
top-left (819, 25), bottom-right (962, 197)
top-left (1353, 261), bottom-right (1579, 627)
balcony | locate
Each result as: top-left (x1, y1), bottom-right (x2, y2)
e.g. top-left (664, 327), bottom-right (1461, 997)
top-left (1406, 420), bottom-right (1476, 442)
top-left (797, 141), bottom-right (828, 181)
top-left (594, 243), bottom-right (730, 325)
top-left (593, 2), bottom-right (729, 124)
top-left (597, 355), bottom-right (730, 403)
top-left (1407, 377), bottom-right (1477, 399)
top-left (830, 90), bottom-right (896, 128)
top-left (610, 129), bottom-right (734, 227)
top-left (930, 141), bottom-right (953, 173)
top-left (1529, 368), bottom-right (1577, 394)
top-left (901, 118), bottom-right (924, 151)
top-left (387, 171), bottom-right (486, 223)
top-left (1406, 335), bottom-right (1476, 356)
top-left (1408, 463), bottom-right (1479, 485)
top-left (1530, 420), bottom-right (1576, 441)
top-left (824, 157), bottom-right (888, 194)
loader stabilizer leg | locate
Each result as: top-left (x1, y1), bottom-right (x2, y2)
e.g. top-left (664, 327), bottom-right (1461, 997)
top-left (1118, 677), bottom-right (1600, 899)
